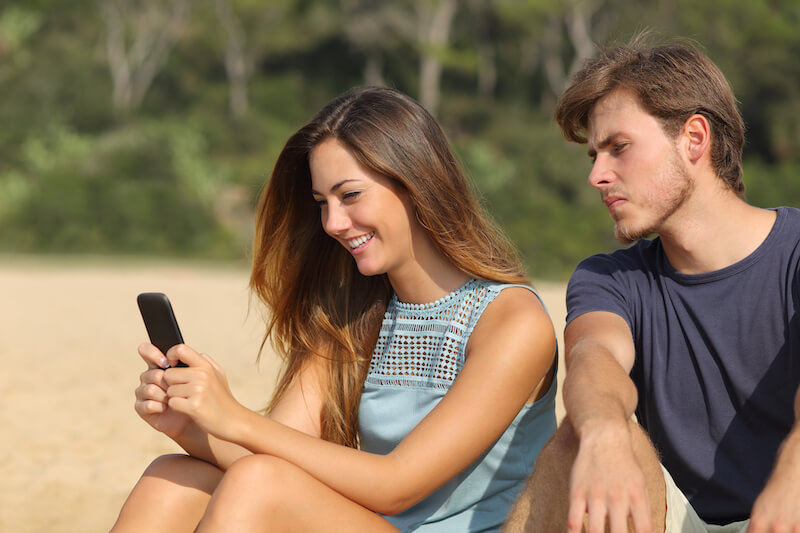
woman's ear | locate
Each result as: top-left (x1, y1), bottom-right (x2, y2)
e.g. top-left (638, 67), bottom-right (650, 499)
top-left (683, 113), bottom-right (711, 164)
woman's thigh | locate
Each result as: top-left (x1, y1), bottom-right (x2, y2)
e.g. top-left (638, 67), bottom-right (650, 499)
top-left (199, 454), bottom-right (401, 533)
top-left (112, 454), bottom-right (224, 533)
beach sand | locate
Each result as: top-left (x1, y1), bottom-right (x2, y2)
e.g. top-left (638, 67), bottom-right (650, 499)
top-left (0, 259), bottom-right (566, 533)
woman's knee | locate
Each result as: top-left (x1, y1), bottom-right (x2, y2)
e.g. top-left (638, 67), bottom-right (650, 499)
top-left (112, 455), bottom-right (222, 532)
top-left (218, 454), bottom-right (297, 503)
top-left (202, 455), bottom-right (306, 526)
top-left (143, 453), bottom-right (196, 477)
top-left (143, 454), bottom-right (224, 493)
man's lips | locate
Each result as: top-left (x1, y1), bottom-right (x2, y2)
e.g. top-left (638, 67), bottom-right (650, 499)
top-left (603, 195), bottom-right (626, 211)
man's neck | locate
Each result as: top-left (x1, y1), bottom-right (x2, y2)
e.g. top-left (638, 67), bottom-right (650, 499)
top-left (657, 189), bottom-right (776, 275)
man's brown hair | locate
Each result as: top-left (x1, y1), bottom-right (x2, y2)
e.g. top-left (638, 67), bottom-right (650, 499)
top-left (555, 34), bottom-right (746, 196)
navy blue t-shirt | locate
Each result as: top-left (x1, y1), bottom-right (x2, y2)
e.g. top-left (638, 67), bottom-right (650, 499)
top-left (566, 207), bottom-right (800, 524)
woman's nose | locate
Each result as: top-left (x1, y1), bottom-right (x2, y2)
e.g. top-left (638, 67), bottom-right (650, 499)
top-left (322, 204), bottom-right (350, 236)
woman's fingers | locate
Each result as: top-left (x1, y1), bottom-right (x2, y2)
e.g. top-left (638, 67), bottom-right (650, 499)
top-left (136, 380), bottom-right (168, 402)
top-left (135, 397), bottom-right (167, 416)
top-left (197, 351), bottom-right (225, 374)
top-left (138, 342), bottom-right (169, 369)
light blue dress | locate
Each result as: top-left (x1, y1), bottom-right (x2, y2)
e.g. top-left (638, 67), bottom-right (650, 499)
top-left (358, 278), bottom-right (557, 532)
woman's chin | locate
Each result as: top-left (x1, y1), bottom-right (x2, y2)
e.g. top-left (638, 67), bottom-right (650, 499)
top-left (354, 259), bottom-right (383, 278)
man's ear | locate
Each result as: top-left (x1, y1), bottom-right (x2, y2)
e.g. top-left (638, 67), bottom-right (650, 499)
top-left (683, 114), bottom-right (711, 164)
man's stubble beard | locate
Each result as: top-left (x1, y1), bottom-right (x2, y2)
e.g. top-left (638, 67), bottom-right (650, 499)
top-left (613, 150), bottom-right (695, 245)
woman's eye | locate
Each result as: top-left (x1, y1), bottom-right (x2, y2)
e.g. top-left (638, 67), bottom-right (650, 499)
top-left (313, 198), bottom-right (327, 208)
top-left (613, 143), bottom-right (627, 153)
top-left (342, 191), bottom-right (361, 201)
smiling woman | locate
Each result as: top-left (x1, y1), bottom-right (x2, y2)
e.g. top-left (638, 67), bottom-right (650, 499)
top-left (112, 86), bottom-right (558, 533)
top-left (310, 138), bottom-right (430, 279)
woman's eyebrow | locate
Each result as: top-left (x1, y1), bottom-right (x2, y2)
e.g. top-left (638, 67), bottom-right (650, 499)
top-left (311, 179), bottom-right (360, 196)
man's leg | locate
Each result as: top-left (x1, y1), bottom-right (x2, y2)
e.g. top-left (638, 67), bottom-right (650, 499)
top-left (503, 419), bottom-right (667, 533)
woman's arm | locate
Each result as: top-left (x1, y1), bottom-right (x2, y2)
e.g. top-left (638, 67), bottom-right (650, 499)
top-left (180, 359), bottom-right (326, 469)
top-left (206, 355), bottom-right (328, 468)
top-left (163, 287), bottom-right (556, 514)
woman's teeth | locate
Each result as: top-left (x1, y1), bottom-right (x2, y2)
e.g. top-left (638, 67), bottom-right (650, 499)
top-left (347, 232), bottom-right (374, 249)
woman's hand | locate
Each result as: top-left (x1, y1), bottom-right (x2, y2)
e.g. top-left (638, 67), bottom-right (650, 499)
top-left (161, 344), bottom-right (250, 442)
top-left (135, 343), bottom-right (197, 440)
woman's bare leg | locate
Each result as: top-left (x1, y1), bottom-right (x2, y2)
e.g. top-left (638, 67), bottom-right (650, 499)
top-left (111, 454), bottom-right (223, 533)
top-left (197, 454), bottom-right (401, 533)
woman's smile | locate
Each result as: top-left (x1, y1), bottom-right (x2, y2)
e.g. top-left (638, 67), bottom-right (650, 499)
top-left (346, 231), bottom-right (375, 252)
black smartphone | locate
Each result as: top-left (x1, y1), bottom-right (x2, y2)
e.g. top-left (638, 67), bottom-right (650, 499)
top-left (136, 292), bottom-right (189, 367)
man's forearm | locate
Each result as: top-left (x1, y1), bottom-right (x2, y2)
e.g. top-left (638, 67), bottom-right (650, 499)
top-left (563, 342), bottom-right (638, 437)
top-left (770, 386), bottom-right (800, 480)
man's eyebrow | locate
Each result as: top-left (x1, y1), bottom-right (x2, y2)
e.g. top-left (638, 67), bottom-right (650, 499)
top-left (310, 179), bottom-right (360, 196)
top-left (587, 134), bottom-right (617, 157)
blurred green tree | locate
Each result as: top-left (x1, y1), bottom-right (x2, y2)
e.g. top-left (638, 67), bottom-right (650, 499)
top-left (0, 0), bottom-right (798, 278)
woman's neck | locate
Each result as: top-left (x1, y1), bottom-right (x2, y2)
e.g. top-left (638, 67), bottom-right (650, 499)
top-left (388, 259), bottom-right (470, 305)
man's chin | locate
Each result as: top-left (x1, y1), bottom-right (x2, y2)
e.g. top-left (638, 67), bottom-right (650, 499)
top-left (614, 223), bottom-right (654, 245)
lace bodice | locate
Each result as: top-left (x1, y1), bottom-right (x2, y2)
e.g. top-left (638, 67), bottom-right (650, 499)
top-left (366, 278), bottom-right (497, 388)
top-left (358, 278), bottom-right (558, 532)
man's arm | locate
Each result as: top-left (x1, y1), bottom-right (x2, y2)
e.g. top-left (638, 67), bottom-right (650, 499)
top-left (562, 311), bottom-right (659, 533)
top-left (563, 311), bottom-right (637, 428)
top-left (747, 386), bottom-right (800, 533)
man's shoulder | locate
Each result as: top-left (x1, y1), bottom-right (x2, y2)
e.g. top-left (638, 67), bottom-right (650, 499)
top-left (775, 206), bottom-right (800, 230)
top-left (565, 241), bottom-right (661, 326)
top-left (573, 238), bottom-right (661, 278)
top-left (761, 207), bottom-right (800, 261)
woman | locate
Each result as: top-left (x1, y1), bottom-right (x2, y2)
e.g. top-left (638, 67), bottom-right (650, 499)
top-left (112, 86), bottom-right (557, 532)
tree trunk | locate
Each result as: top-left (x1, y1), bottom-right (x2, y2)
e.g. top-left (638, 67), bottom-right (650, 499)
top-left (418, 0), bottom-right (458, 116)
top-left (364, 51), bottom-right (384, 86)
top-left (101, 0), bottom-right (188, 113)
top-left (213, 0), bottom-right (250, 119)
top-left (564, 0), bottom-right (597, 79)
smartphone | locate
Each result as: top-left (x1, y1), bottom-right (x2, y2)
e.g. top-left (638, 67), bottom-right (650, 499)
top-left (137, 292), bottom-right (189, 367)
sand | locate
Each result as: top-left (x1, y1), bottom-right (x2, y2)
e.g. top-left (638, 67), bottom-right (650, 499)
top-left (0, 258), bottom-right (566, 533)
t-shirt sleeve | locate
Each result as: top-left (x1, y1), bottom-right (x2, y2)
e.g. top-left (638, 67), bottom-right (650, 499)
top-left (566, 253), bottom-right (635, 332)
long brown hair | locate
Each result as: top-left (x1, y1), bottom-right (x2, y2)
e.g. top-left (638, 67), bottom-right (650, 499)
top-left (555, 33), bottom-right (746, 196)
top-left (250, 86), bottom-right (528, 448)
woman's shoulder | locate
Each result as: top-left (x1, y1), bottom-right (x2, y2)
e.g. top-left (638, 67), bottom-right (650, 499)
top-left (468, 283), bottom-right (554, 352)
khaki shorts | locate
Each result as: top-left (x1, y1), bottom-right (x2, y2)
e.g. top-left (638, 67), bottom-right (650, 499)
top-left (662, 465), bottom-right (749, 533)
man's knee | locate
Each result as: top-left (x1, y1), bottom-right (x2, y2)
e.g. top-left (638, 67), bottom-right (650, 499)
top-left (534, 418), bottom-right (580, 476)
top-left (505, 419), bottom-right (665, 533)
top-left (503, 420), bottom-right (578, 532)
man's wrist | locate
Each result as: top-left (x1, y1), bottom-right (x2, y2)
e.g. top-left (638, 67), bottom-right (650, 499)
top-left (776, 428), bottom-right (800, 468)
top-left (573, 414), bottom-right (631, 444)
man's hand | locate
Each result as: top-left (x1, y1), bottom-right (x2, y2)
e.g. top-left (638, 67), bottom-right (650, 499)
top-left (748, 470), bottom-right (800, 532)
top-left (568, 420), bottom-right (655, 533)
top-left (748, 392), bottom-right (800, 533)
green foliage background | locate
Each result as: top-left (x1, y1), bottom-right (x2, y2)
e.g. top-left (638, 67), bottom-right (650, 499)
top-left (1, 0), bottom-right (799, 279)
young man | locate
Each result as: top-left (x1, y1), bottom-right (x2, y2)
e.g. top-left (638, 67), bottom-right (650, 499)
top-left (504, 38), bottom-right (800, 533)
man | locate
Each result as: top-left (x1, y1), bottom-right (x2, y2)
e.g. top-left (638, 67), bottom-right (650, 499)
top-left (504, 36), bottom-right (800, 533)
